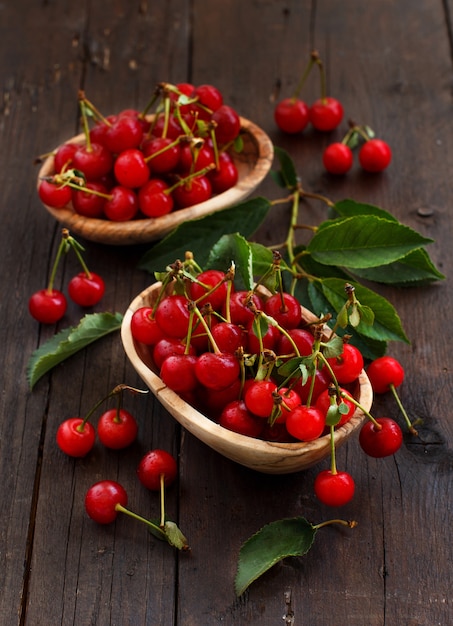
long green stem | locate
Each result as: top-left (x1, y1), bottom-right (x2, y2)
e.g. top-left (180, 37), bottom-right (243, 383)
top-left (115, 503), bottom-right (167, 540)
top-left (390, 384), bottom-right (418, 435)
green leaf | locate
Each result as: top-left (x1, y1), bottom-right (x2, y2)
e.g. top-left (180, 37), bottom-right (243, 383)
top-left (206, 233), bottom-right (254, 289)
top-left (332, 198), bottom-right (399, 222)
top-left (235, 517), bottom-right (316, 596)
top-left (138, 197), bottom-right (272, 272)
top-left (320, 278), bottom-right (409, 344)
top-left (307, 215), bottom-right (433, 269)
top-left (27, 312), bottom-right (123, 389)
top-left (163, 521), bottom-right (190, 551)
top-left (349, 247), bottom-right (445, 286)
top-left (273, 146), bottom-right (299, 189)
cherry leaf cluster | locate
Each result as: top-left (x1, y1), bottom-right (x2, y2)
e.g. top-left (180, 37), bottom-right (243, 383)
top-left (27, 312), bottom-right (123, 389)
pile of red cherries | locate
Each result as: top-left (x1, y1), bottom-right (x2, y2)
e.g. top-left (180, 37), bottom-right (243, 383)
top-left (38, 82), bottom-right (242, 221)
top-left (131, 267), bottom-right (368, 444)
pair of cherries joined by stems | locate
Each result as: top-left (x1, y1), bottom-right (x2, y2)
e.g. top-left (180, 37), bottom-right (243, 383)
top-left (38, 82), bottom-right (242, 221)
top-left (130, 256), bottom-right (416, 507)
top-left (28, 228), bottom-right (105, 324)
top-left (274, 50), bottom-right (392, 175)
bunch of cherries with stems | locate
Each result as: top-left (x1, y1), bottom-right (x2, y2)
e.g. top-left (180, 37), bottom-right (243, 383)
top-left (130, 253), bottom-right (417, 507)
top-left (28, 228), bottom-right (105, 324)
top-left (37, 81), bottom-right (243, 221)
top-left (274, 49), bottom-right (392, 175)
top-left (55, 382), bottom-right (188, 549)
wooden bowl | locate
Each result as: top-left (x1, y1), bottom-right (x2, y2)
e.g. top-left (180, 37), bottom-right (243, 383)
top-left (37, 117), bottom-right (274, 245)
top-left (121, 283), bottom-right (373, 474)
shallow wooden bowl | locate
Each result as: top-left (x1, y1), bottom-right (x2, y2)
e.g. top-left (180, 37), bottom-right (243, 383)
top-left (121, 283), bottom-right (373, 474)
top-left (37, 116), bottom-right (273, 245)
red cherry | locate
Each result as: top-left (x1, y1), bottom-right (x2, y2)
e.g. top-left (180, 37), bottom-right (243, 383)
top-left (194, 84), bottom-right (223, 112)
top-left (56, 417), bottom-right (96, 457)
top-left (29, 289), bottom-right (67, 324)
top-left (263, 292), bottom-right (302, 329)
top-left (137, 449), bottom-right (178, 491)
top-left (219, 400), bottom-right (264, 438)
top-left (309, 97), bottom-right (344, 131)
top-left (103, 186), bottom-right (139, 221)
top-left (359, 417), bottom-right (403, 458)
top-left (96, 408), bottom-right (138, 449)
top-left (85, 480), bottom-right (128, 524)
top-left (71, 181), bottom-right (107, 217)
top-left (130, 306), bottom-right (164, 345)
top-left (141, 136), bottom-right (181, 173)
top-left (244, 379), bottom-right (278, 418)
top-left (285, 405), bottom-right (325, 441)
top-left (38, 179), bottom-right (72, 209)
top-left (274, 387), bottom-right (302, 424)
top-left (138, 178), bottom-right (174, 217)
top-left (172, 176), bottom-right (212, 208)
top-left (322, 143), bottom-right (353, 175)
top-left (293, 367), bottom-right (330, 404)
top-left (223, 290), bottom-right (263, 326)
top-left (178, 143), bottom-right (215, 174)
top-left (211, 322), bottom-right (245, 353)
top-left (359, 139), bottom-right (392, 172)
top-left (153, 337), bottom-right (196, 370)
top-left (208, 151), bottom-right (239, 194)
top-left (68, 272), bottom-right (105, 307)
top-left (274, 98), bottom-right (309, 134)
top-left (195, 352), bottom-right (240, 390)
top-left (211, 105), bottom-right (241, 144)
top-left (327, 343), bottom-right (364, 384)
top-left (277, 328), bottom-right (314, 358)
top-left (72, 142), bottom-right (113, 181)
top-left (160, 354), bottom-right (199, 393)
top-left (315, 387), bottom-right (355, 427)
top-left (366, 355), bottom-right (404, 394)
top-left (54, 142), bottom-right (78, 172)
top-left (113, 148), bottom-right (150, 188)
top-left (188, 269), bottom-right (229, 310)
top-left (154, 295), bottom-right (191, 338)
top-left (314, 470), bottom-right (355, 507)
top-left (103, 115), bottom-right (144, 153)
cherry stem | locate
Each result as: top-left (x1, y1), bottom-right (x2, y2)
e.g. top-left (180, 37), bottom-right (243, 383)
top-left (77, 383), bottom-right (147, 432)
top-left (313, 518), bottom-right (358, 530)
top-left (65, 231), bottom-right (92, 278)
top-left (166, 163), bottom-right (216, 195)
top-left (329, 424), bottom-right (338, 475)
top-left (339, 389), bottom-right (381, 430)
top-left (312, 50), bottom-right (327, 101)
top-left (78, 97), bottom-right (93, 152)
top-left (143, 136), bottom-right (181, 164)
top-left (191, 304), bottom-right (221, 354)
top-left (115, 503), bottom-right (167, 540)
top-left (389, 384), bottom-right (418, 435)
top-left (46, 230), bottom-right (70, 293)
top-left (291, 50), bottom-right (317, 99)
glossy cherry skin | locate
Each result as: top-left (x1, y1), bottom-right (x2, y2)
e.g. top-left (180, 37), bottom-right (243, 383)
top-left (366, 355), bottom-right (404, 394)
top-left (56, 417), bottom-right (96, 457)
top-left (211, 104), bottom-right (241, 144)
top-left (97, 408), bottom-right (138, 449)
top-left (71, 181), bottom-right (107, 217)
top-left (113, 148), bottom-right (150, 188)
top-left (130, 306), bottom-right (164, 345)
top-left (154, 295), bottom-right (191, 339)
top-left (172, 176), bottom-right (212, 208)
top-left (141, 136), bottom-right (181, 173)
top-left (72, 142), bottom-right (113, 181)
top-left (188, 269), bottom-right (229, 311)
top-left (160, 354), bottom-right (199, 393)
top-left (219, 400), bottom-right (264, 438)
top-left (223, 290), bottom-right (263, 326)
top-left (285, 405), bottom-right (325, 441)
top-left (194, 352), bottom-right (240, 390)
top-left (138, 178), bottom-right (174, 217)
top-left (137, 449), bottom-right (178, 491)
top-left (359, 417), bottom-right (403, 458)
top-left (209, 152), bottom-right (238, 194)
top-left (309, 97), bottom-right (344, 131)
top-left (274, 98), bottom-right (309, 134)
top-left (277, 328), bottom-right (314, 358)
top-left (263, 292), bottom-right (302, 329)
top-left (244, 380), bottom-right (278, 418)
top-left (315, 387), bottom-right (355, 427)
top-left (68, 272), bottom-right (105, 307)
top-left (54, 142), bottom-right (78, 172)
top-left (38, 179), bottom-right (72, 209)
top-left (314, 470), bottom-right (355, 507)
top-left (359, 139), bottom-right (392, 172)
top-left (327, 343), bottom-right (364, 384)
top-left (323, 143), bottom-right (353, 175)
top-left (103, 186), bottom-right (139, 221)
top-left (103, 115), bottom-right (144, 153)
top-left (29, 289), bottom-right (67, 324)
top-left (85, 480), bottom-right (128, 524)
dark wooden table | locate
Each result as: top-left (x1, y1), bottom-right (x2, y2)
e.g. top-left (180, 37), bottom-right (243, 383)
top-left (2, 1), bottom-right (452, 624)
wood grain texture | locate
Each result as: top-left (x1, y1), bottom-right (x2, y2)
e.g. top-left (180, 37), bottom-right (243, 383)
top-left (0, 0), bottom-right (452, 624)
